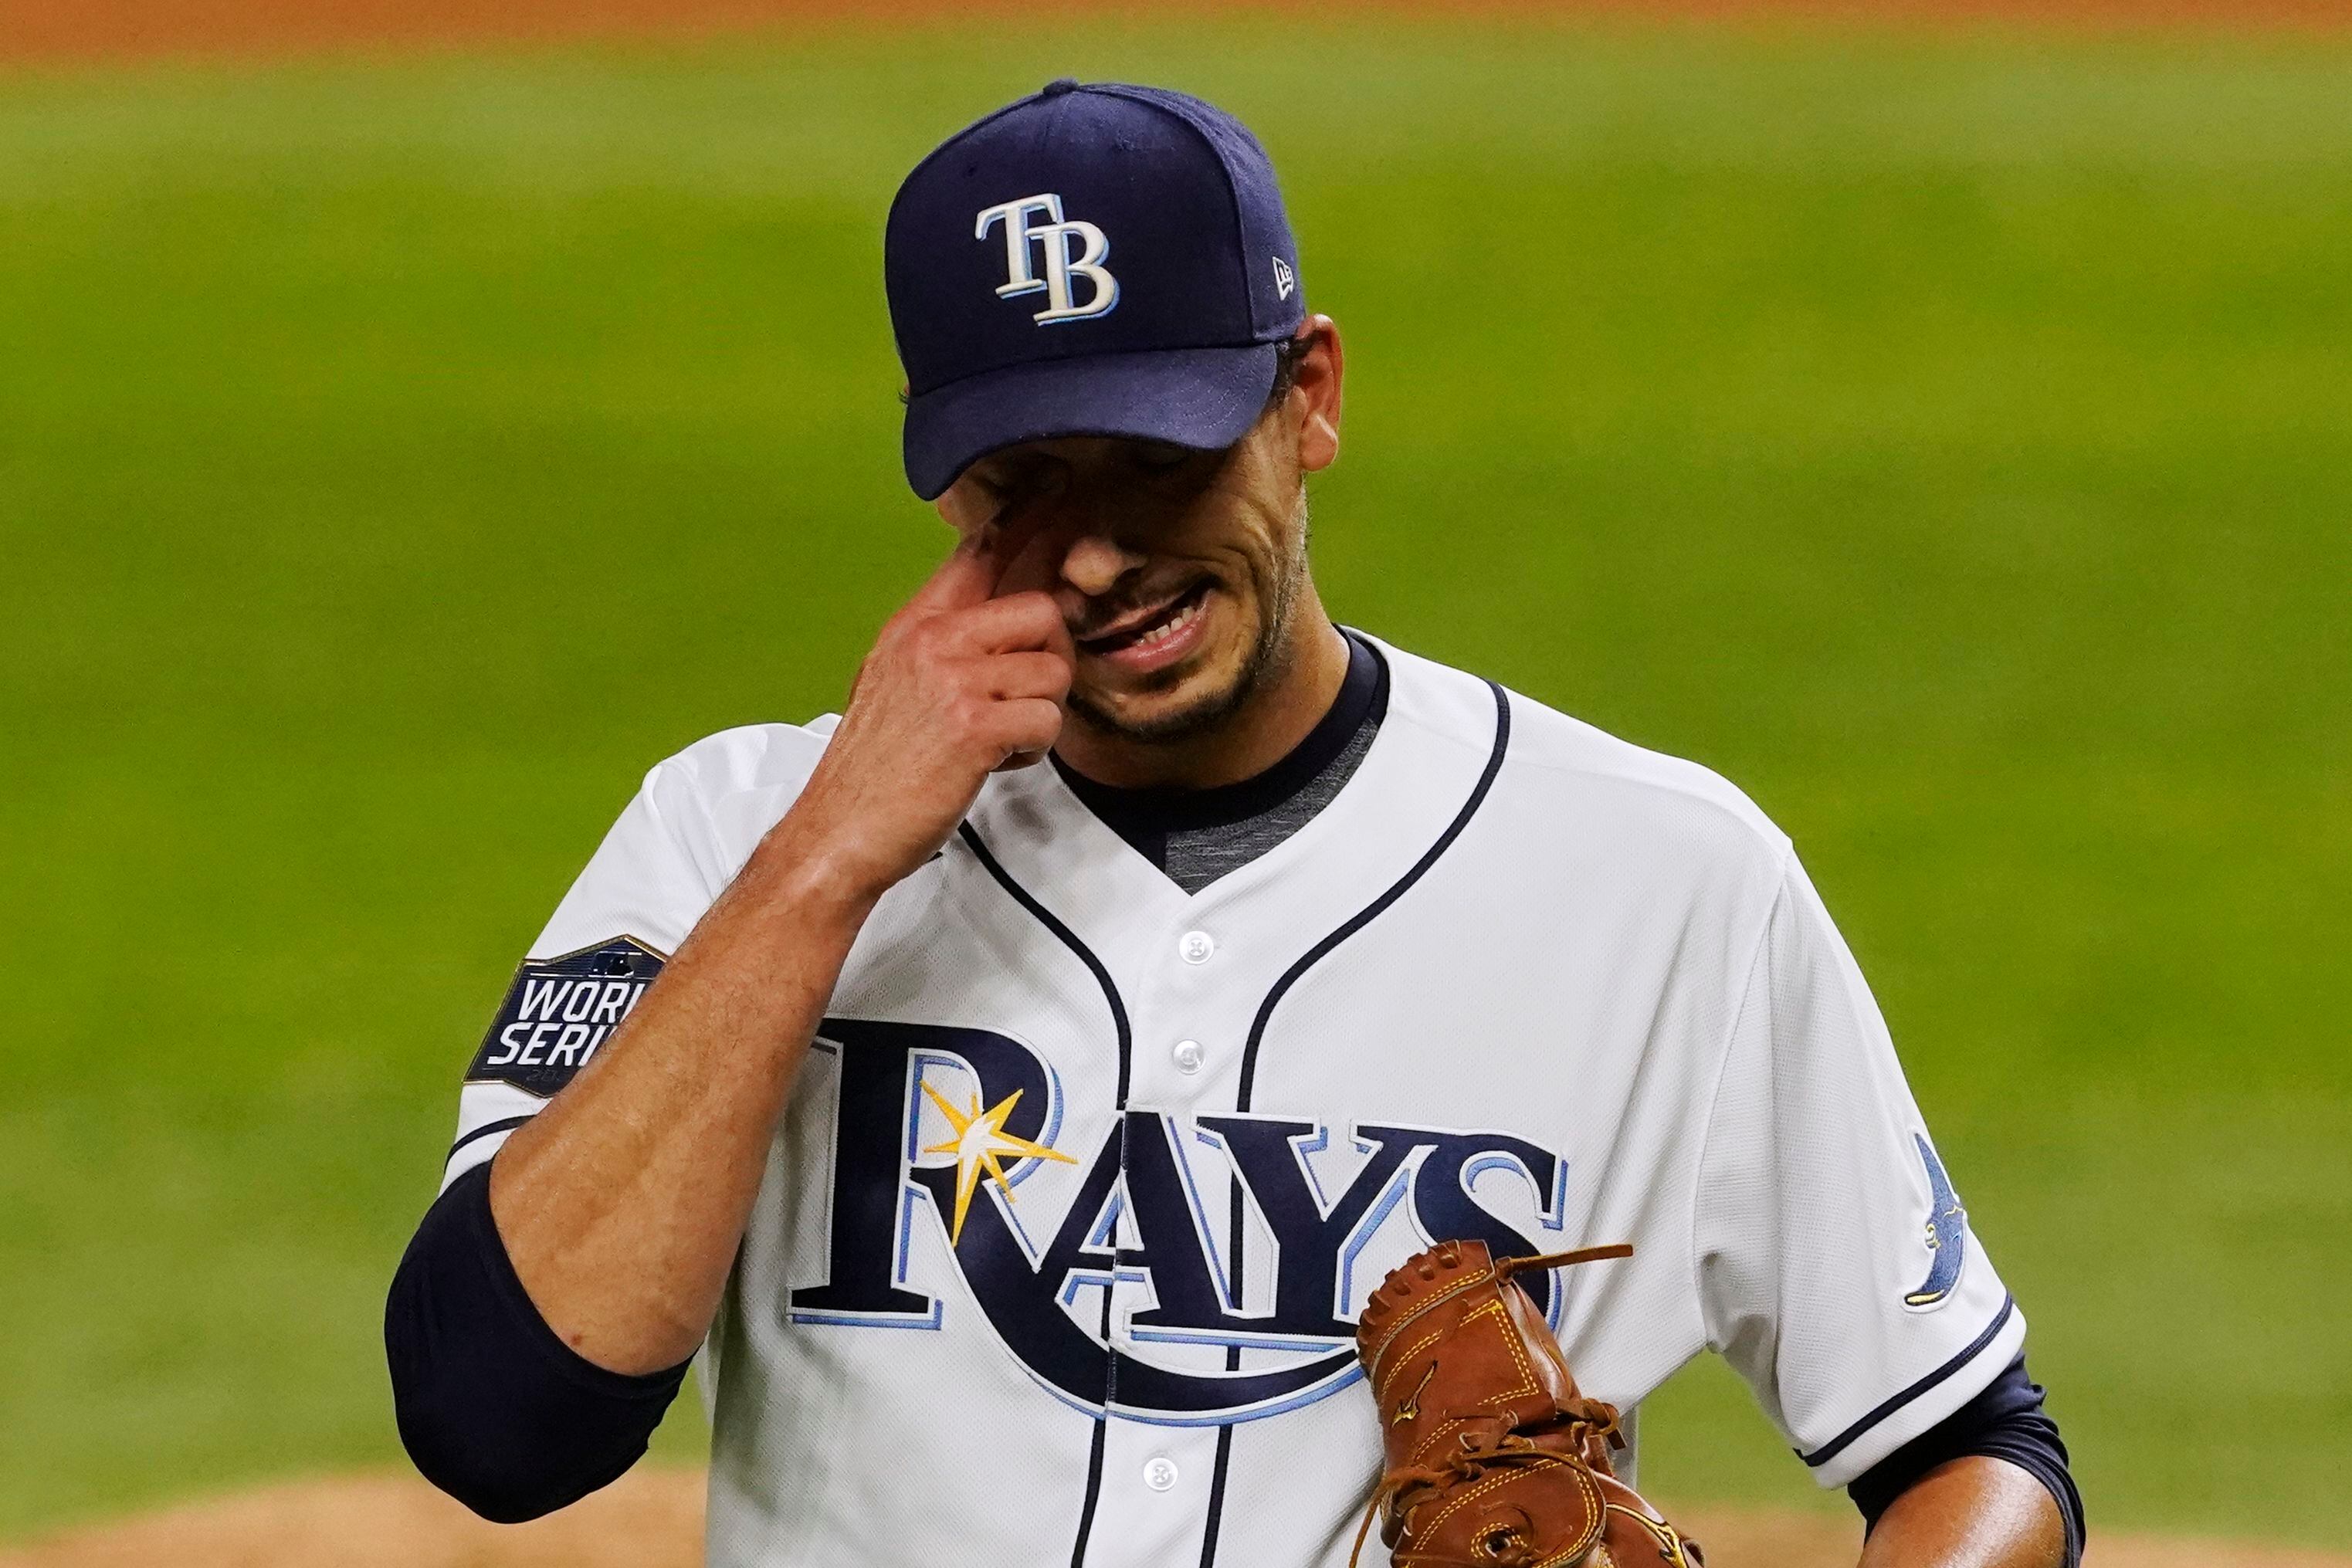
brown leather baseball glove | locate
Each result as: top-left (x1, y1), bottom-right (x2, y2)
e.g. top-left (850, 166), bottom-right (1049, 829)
top-left (1353, 1239), bottom-right (1703, 1568)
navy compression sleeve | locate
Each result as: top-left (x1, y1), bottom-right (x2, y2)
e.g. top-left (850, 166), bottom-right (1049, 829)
top-left (384, 1162), bottom-right (690, 1522)
top-left (1848, 1353), bottom-right (2085, 1568)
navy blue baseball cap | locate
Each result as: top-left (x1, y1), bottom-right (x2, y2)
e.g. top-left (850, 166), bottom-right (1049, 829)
top-left (886, 80), bottom-right (1306, 500)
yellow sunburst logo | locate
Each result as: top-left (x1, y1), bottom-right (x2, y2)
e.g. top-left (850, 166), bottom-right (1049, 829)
top-left (920, 1080), bottom-right (1076, 1244)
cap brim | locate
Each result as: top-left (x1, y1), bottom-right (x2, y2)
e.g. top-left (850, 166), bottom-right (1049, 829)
top-left (902, 341), bottom-right (1281, 501)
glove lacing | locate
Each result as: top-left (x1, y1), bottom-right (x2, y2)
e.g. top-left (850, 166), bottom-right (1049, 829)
top-left (1347, 1406), bottom-right (1622, 1568)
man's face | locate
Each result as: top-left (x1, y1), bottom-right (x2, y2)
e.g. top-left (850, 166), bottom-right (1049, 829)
top-left (937, 324), bottom-right (1342, 745)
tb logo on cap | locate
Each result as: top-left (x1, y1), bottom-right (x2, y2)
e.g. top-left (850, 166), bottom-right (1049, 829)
top-left (974, 194), bottom-right (1120, 325)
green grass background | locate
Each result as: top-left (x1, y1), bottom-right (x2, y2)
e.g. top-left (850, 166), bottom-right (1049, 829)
top-left (3, 13), bottom-right (2347, 1549)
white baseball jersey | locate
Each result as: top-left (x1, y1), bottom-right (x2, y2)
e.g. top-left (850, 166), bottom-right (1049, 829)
top-left (443, 635), bottom-right (2021, 1567)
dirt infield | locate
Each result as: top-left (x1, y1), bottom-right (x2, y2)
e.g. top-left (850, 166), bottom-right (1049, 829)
top-left (1, 1470), bottom-right (2344, 1568)
top-left (2, 0), bottom-right (2344, 65)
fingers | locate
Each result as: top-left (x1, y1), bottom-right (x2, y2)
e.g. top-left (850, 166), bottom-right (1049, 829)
top-left (987, 651), bottom-right (1073, 703)
top-left (905, 506), bottom-right (1058, 619)
top-left (935, 589), bottom-right (1069, 655)
top-left (984, 697), bottom-right (1065, 772)
top-left (1035, 602), bottom-right (1076, 668)
top-left (976, 506), bottom-right (1053, 584)
top-left (901, 532), bottom-right (1002, 618)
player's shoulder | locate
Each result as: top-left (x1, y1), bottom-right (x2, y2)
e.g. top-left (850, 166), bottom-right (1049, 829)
top-left (635, 715), bottom-right (837, 842)
top-left (1498, 690), bottom-right (1789, 862)
top-left (1373, 635), bottom-right (1792, 875)
top-left (646, 716), bottom-right (833, 794)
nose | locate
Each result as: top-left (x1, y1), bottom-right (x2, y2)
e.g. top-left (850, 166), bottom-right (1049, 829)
top-left (1057, 528), bottom-right (1146, 598)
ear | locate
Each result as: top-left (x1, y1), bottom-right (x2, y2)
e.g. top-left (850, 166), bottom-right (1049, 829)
top-left (1290, 316), bottom-right (1344, 474)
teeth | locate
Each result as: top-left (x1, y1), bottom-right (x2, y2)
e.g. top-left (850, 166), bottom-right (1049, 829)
top-left (1129, 595), bottom-right (1200, 652)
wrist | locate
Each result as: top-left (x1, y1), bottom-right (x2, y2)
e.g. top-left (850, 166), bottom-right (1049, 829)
top-left (743, 816), bottom-right (895, 929)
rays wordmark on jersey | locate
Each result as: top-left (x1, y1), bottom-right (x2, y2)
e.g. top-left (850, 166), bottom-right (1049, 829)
top-left (787, 1018), bottom-right (1575, 1427)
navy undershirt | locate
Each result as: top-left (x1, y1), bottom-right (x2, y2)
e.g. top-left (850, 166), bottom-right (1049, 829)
top-left (1855, 1357), bottom-right (2083, 1557)
top-left (385, 639), bottom-right (2083, 1556)
top-left (387, 1163), bottom-right (690, 1523)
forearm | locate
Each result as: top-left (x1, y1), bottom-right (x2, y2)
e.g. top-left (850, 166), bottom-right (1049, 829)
top-left (489, 821), bottom-right (878, 1375)
top-left (1861, 1457), bottom-right (2066, 1568)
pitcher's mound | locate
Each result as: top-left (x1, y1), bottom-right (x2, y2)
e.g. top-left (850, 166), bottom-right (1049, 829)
top-left (2, 1468), bottom-right (2344, 1568)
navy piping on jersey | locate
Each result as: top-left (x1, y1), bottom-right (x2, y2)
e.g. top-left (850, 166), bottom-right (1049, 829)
top-left (1232, 679), bottom-right (1511, 1110)
top-left (1198, 679), bottom-right (1513, 1568)
top-left (1195, 1426), bottom-right (1237, 1568)
top-left (957, 822), bottom-right (1136, 1109)
top-left (1800, 1293), bottom-right (2017, 1468)
top-left (1068, 1420), bottom-right (1112, 1568)
top-left (446, 1114), bottom-right (533, 1162)
top-left (954, 820), bottom-right (1136, 1568)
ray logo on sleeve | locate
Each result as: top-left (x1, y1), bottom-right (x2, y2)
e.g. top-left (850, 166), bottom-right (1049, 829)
top-left (465, 936), bottom-right (666, 1098)
top-left (1903, 1133), bottom-right (1971, 1311)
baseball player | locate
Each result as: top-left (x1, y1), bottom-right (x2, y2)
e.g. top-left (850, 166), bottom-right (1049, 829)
top-left (388, 80), bottom-right (2083, 1568)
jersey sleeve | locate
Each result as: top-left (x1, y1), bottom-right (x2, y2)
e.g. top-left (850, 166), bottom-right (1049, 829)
top-left (1693, 853), bottom-right (2025, 1487)
top-left (439, 758), bottom-right (727, 1191)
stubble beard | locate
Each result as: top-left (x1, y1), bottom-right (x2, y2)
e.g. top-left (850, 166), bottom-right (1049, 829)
top-left (1066, 486), bottom-right (1312, 748)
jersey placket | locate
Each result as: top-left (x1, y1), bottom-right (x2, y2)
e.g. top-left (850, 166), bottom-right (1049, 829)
top-left (1086, 910), bottom-right (1257, 1568)
top-left (958, 651), bottom-right (1517, 1568)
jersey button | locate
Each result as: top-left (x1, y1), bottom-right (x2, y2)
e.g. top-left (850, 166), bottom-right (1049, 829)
top-left (1172, 1039), bottom-right (1204, 1074)
top-left (1142, 1455), bottom-right (1180, 1492)
top-left (1178, 930), bottom-right (1215, 964)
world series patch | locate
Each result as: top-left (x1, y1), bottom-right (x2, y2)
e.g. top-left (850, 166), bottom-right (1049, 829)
top-left (466, 936), bottom-right (667, 1098)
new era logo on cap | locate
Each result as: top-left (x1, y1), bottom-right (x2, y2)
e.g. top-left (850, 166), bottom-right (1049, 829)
top-left (885, 80), bottom-right (1306, 499)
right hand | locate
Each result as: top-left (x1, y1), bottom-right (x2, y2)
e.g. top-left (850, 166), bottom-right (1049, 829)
top-left (772, 527), bottom-right (1073, 903)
